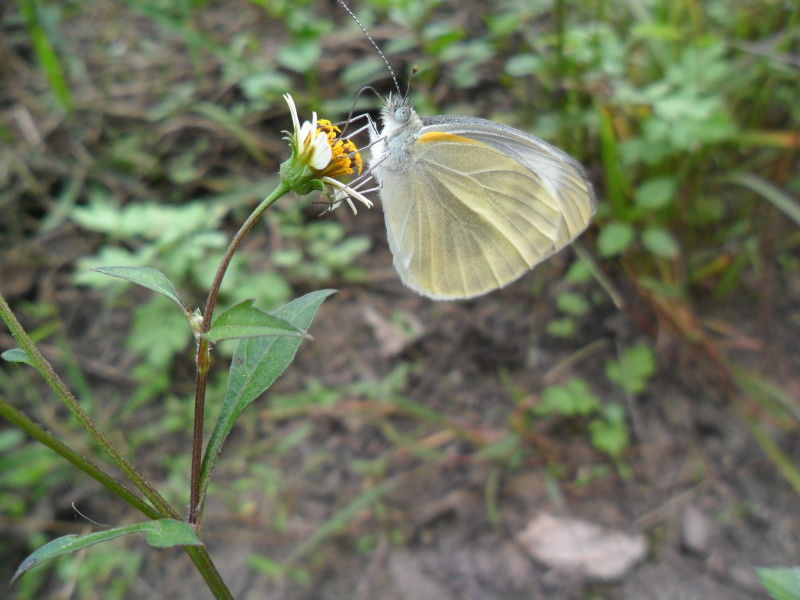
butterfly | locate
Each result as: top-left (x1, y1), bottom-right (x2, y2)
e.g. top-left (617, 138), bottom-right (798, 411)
top-left (365, 93), bottom-right (596, 300)
top-left (336, 0), bottom-right (595, 300)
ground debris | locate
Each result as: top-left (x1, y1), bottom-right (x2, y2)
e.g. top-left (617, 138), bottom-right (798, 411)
top-left (517, 512), bottom-right (647, 580)
top-left (680, 504), bottom-right (711, 556)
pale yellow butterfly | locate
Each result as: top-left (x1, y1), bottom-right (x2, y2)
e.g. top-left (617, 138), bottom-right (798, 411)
top-left (338, 0), bottom-right (596, 300)
top-left (367, 94), bottom-right (596, 300)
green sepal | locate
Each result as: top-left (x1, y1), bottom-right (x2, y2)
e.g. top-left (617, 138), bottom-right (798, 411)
top-left (279, 159), bottom-right (325, 196)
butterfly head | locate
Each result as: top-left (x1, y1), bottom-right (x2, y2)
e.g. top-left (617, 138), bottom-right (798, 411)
top-left (380, 93), bottom-right (421, 139)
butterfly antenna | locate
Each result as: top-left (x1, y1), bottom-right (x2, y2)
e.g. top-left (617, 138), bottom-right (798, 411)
top-left (337, 0), bottom-right (403, 96)
top-left (405, 64), bottom-right (419, 99)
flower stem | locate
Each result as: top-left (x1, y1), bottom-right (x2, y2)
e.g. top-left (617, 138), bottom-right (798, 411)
top-left (0, 293), bottom-right (236, 599)
top-left (184, 547), bottom-right (236, 600)
top-left (188, 182), bottom-right (291, 525)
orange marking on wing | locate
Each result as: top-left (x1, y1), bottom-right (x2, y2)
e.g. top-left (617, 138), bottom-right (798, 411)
top-left (417, 131), bottom-right (482, 144)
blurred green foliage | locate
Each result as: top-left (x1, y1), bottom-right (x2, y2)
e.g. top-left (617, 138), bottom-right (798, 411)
top-left (68, 193), bottom-right (369, 403)
top-left (758, 567), bottom-right (800, 600)
top-left (2, 0), bottom-right (799, 595)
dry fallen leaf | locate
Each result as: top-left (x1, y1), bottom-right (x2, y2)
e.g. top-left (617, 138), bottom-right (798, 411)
top-left (362, 303), bottom-right (424, 358)
top-left (518, 512), bottom-right (647, 580)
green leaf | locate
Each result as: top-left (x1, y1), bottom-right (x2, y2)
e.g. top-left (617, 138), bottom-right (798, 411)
top-left (635, 176), bottom-right (677, 210)
top-left (536, 379), bottom-right (600, 417)
top-left (546, 317), bottom-right (576, 338)
top-left (90, 266), bottom-right (186, 311)
top-left (556, 292), bottom-right (589, 317)
top-left (757, 567), bottom-right (800, 600)
top-left (193, 102), bottom-right (268, 164)
top-left (1, 348), bottom-right (33, 366)
top-left (12, 519), bottom-right (201, 583)
top-left (642, 227), bottom-right (680, 259)
top-left (284, 480), bottom-right (395, 565)
top-left (505, 53), bottom-right (541, 76)
top-left (589, 404), bottom-right (630, 458)
top-left (564, 259), bottom-right (592, 283)
top-left (342, 56), bottom-right (389, 87)
top-left (278, 38), bottom-right (322, 72)
top-left (241, 70), bottom-right (293, 101)
top-left (203, 299), bottom-right (309, 343)
top-left (198, 289), bottom-right (335, 506)
top-left (597, 221), bottom-right (634, 257)
top-left (606, 343), bottom-right (656, 395)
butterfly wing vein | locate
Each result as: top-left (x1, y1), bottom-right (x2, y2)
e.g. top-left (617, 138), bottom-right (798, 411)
top-left (380, 116), bottom-right (595, 300)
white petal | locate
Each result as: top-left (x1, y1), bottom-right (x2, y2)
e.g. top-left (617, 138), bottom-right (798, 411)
top-left (283, 94), bottom-right (300, 140)
top-left (298, 120), bottom-right (315, 145)
top-left (309, 132), bottom-right (332, 169)
top-left (321, 177), bottom-right (374, 209)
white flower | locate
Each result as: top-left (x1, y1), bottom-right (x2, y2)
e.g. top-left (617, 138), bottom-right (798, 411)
top-left (283, 93), bottom-right (332, 170)
top-left (281, 94), bottom-right (374, 214)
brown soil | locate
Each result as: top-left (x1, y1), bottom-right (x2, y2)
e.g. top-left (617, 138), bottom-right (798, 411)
top-left (2, 1), bottom-right (799, 599)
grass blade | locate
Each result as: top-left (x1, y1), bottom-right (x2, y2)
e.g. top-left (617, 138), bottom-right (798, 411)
top-left (728, 172), bottom-right (800, 228)
top-left (17, 0), bottom-right (72, 111)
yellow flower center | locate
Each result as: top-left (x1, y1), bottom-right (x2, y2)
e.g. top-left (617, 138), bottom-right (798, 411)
top-left (313, 119), bottom-right (363, 180)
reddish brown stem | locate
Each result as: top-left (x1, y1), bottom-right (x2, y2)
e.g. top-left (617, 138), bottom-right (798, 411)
top-left (188, 183), bottom-right (289, 524)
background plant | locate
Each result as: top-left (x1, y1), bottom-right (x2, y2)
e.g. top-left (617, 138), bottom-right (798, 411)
top-left (1, 0), bottom-right (798, 597)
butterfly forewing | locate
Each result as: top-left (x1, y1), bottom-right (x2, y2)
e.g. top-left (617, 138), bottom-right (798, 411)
top-left (382, 132), bottom-right (577, 299)
top-left (420, 117), bottom-right (596, 242)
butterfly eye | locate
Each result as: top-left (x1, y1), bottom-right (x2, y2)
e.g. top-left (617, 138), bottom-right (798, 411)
top-left (394, 107), bottom-right (409, 123)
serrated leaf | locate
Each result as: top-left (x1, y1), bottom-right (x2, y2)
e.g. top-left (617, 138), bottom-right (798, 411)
top-left (1, 348), bottom-right (33, 366)
top-left (203, 299), bottom-right (309, 343)
top-left (757, 567), bottom-right (800, 600)
top-left (90, 266), bottom-right (186, 311)
top-left (12, 519), bottom-right (200, 583)
top-left (198, 289), bottom-right (336, 506)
